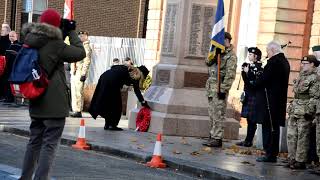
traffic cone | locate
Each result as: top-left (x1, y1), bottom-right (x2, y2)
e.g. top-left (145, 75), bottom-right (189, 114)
top-left (72, 119), bottom-right (90, 150)
top-left (147, 133), bottom-right (166, 168)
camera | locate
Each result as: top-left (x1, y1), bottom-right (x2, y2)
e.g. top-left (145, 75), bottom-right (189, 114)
top-left (60, 19), bottom-right (76, 39)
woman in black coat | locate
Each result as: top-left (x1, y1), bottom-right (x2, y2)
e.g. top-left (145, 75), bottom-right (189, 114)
top-left (237, 47), bottom-right (264, 147)
top-left (256, 41), bottom-right (290, 162)
top-left (89, 65), bottom-right (150, 131)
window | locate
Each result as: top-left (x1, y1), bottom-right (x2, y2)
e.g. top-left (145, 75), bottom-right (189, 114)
top-left (21, 0), bottom-right (47, 26)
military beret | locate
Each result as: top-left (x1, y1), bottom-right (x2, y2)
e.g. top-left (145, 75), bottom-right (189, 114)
top-left (78, 31), bottom-right (89, 36)
top-left (225, 32), bottom-right (232, 40)
top-left (301, 55), bottom-right (320, 67)
top-left (312, 45), bottom-right (320, 52)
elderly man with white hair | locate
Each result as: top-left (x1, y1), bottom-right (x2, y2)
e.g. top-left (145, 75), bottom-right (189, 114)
top-left (255, 41), bottom-right (290, 163)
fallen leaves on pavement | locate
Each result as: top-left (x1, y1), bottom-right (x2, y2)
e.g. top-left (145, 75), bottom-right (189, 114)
top-left (190, 151), bottom-right (201, 156)
top-left (241, 161), bottom-right (255, 166)
top-left (137, 144), bottom-right (145, 149)
top-left (129, 137), bottom-right (138, 143)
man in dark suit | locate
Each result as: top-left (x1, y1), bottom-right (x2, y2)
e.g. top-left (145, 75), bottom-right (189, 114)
top-left (256, 41), bottom-right (290, 162)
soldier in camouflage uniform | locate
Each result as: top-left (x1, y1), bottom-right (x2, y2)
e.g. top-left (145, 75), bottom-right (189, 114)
top-left (202, 32), bottom-right (238, 147)
top-left (286, 55), bottom-right (320, 169)
top-left (70, 31), bottom-right (92, 117)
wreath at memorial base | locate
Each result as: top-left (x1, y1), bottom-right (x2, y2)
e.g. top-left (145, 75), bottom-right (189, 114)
top-left (136, 107), bottom-right (151, 132)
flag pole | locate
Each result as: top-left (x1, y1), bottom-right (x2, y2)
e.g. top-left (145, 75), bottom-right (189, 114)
top-left (217, 50), bottom-right (221, 93)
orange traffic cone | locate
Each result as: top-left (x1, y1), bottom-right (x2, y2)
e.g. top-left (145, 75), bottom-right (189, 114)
top-left (147, 134), bottom-right (166, 168)
top-left (72, 119), bottom-right (90, 150)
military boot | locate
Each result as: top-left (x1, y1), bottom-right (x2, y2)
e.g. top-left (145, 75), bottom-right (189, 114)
top-left (70, 111), bottom-right (82, 118)
top-left (290, 161), bottom-right (306, 170)
top-left (202, 139), bottom-right (222, 147)
top-left (284, 159), bottom-right (296, 168)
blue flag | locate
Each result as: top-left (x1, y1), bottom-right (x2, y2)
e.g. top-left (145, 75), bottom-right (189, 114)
top-left (208, 0), bottom-right (225, 61)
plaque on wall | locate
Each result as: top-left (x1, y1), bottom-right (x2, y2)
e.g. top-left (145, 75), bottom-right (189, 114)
top-left (161, 3), bottom-right (178, 56)
top-left (187, 4), bottom-right (215, 58)
top-left (156, 70), bottom-right (171, 85)
top-left (184, 72), bottom-right (209, 88)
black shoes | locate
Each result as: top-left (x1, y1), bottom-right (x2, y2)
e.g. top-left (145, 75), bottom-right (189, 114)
top-left (290, 161), bottom-right (306, 170)
top-left (202, 139), bottom-right (222, 147)
top-left (256, 156), bottom-right (277, 163)
top-left (104, 122), bottom-right (123, 131)
top-left (70, 111), bottom-right (82, 118)
top-left (109, 126), bottom-right (123, 131)
top-left (236, 141), bottom-right (253, 147)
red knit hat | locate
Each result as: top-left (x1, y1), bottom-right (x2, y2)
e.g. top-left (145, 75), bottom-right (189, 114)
top-left (40, 9), bottom-right (61, 27)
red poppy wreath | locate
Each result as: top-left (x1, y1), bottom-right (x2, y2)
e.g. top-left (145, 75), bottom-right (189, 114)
top-left (136, 107), bottom-right (151, 132)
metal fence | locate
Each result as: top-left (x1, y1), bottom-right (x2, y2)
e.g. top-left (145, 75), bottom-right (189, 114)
top-left (86, 36), bottom-right (146, 84)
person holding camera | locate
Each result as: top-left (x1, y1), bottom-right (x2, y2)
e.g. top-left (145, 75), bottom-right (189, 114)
top-left (236, 47), bottom-right (263, 147)
top-left (70, 31), bottom-right (92, 118)
top-left (19, 9), bottom-right (85, 180)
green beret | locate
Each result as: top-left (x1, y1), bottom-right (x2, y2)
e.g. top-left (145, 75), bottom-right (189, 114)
top-left (312, 45), bottom-right (320, 52)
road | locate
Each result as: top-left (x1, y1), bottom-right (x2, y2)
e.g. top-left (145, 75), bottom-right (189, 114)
top-left (0, 132), bottom-right (199, 180)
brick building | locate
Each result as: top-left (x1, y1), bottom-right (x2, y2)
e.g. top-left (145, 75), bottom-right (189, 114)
top-left (0, 0), bottom-right (149, 38)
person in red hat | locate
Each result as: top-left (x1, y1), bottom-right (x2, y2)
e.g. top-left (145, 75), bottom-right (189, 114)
top-left (19, 9), bottom-right (86, 180)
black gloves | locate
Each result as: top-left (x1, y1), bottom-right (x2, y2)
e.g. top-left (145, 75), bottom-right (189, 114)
top-left (80, 75), bottom-right (86, 82)
top-left (304, 114), bottom-right (313, 120)
top-left (60, 19), bottom-right (77, 40)
top-left (242, 62), bottom-right (249, 68)
top-left (141, 101), bottom-right (150, 109)
top-left (217, 92), bottom-right (226, 100)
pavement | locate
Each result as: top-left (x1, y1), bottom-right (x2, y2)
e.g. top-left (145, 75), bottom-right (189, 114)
top-left (0, 102), bottom-right (319, 180)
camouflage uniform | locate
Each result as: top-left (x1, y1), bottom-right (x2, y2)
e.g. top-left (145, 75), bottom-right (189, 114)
top-left (206, 45), bottom-right (237, 140)
top-left (316, 75), bottom-right (320, 162)
top-left (71, 40), bottom-right (92, 112)
top-left (287, 68), bottom-right (320, 163)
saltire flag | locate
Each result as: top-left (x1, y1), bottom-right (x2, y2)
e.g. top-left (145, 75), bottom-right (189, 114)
top-left (63, 0), bottom-right (74, 20)
top-left (207, 0), bottom-right (225, 61)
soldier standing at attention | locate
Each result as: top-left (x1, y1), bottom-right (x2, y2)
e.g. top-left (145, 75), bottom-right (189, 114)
top-left (70, 31), bottom-right (92, 117)
top-left (286, 55), bottom-right (320, 169)
top-left (202, 32), bottom-right (238, 147)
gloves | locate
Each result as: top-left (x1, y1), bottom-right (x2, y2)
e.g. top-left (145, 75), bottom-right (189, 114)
top-left (304, 114), bottom-right (313, 121)
top-left (80, 75), bottom-right (86, 82)
top-left (217, 92), bottom-right (226, 100)
top-left (141, 101), bottom-right (150, 109)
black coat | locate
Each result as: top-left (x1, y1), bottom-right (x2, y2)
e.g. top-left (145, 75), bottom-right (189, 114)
top-left (256, 53), bottom-right (290, 126)
top-left (4, 41), bottom-right (22, 78)
top-left (0, 35), bottom-right (10, 55)
top-left (241, 62), bottom-right (264, 122)
top-left (89, 65), bottom-right (144, 125)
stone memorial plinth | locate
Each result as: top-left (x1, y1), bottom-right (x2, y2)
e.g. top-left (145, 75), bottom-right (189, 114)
top-left (129, 0), bottom-right (240, 138)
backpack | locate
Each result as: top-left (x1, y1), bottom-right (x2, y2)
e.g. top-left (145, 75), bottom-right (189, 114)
top-left (8, 45), bottom-right (49, 99)
top-left (0, 56), bottom-right (6, 77)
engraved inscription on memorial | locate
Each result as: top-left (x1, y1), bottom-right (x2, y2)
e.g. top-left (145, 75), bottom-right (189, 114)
top-left (184, 72), bottom-right (209, 88)
top-left (145, 86), bottom-right (166, 102)
top-left (188, 4), bottom-right (215, 57)
top-left (156, 70), bottom-right (171, 85)
top-left (162, 3), bottom-right (178, 55)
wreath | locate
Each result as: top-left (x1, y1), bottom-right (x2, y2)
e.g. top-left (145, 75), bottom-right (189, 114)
top-left (136, 107), bottom-right (151, 132)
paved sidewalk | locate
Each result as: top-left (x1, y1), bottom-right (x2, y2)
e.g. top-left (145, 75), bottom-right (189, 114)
top-left (0, 103), bottom-right (319, 180)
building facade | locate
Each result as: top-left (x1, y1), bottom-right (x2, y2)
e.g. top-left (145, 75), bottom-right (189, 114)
top-left (0, 0), bottom-right (149, 38)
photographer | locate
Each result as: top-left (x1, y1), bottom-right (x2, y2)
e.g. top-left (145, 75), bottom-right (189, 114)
top-left (19, 9), bottom-right (85, 180)
top-left (237, 47), bottom-right (263, 147)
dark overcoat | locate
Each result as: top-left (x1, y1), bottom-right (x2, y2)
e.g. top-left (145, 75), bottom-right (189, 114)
top-left (89, 65), bottom-right (144, 126)
top-left (256, 53), bottom-right (290, 126)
